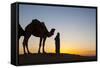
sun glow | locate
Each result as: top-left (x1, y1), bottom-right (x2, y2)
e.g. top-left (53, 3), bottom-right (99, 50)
top-left (19, 36), bottom-right (96, 56)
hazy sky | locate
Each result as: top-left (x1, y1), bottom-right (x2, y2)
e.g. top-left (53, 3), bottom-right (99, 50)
top-left (19, 4), bottom-right (96, 56)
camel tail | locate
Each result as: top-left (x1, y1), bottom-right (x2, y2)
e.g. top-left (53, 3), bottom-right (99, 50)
top-left (18, 24), bottom-right (25, 39)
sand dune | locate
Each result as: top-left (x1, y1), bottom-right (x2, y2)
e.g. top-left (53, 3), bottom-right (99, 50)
top-left (18, 53), bottom-right (96, 65)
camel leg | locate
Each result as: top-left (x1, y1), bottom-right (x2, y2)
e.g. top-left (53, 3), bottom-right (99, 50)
top-left (23, 43), bottom-right (26, 54)
top-left (23, 32), bottom-right (31, 54)
top-left (43, 37), bottom-right (46, 53)
top-left (38, 37), bottom-right (42, 53)
top-left (26, 33), bottom-right (31, 54)
top-left (23, 38), bottom-right (26, 54)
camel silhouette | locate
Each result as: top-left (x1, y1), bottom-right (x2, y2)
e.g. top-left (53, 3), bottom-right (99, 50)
top-left (23, 19), bottom-right (55, 54)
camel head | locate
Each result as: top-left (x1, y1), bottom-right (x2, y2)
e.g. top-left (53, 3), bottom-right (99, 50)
top-left (48, 28), bottom-right (55, 37)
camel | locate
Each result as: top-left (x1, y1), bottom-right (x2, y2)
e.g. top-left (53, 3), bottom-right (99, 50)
top-left (23, 19), bottom-right (55, 54)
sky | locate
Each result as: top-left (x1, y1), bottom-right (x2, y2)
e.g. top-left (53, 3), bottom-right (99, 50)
top-left (19, 4), bottom-right (96, 56)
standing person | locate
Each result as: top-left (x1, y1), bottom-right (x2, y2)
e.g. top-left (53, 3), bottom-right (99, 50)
top-left (55, 32), bottom-right (60, 54)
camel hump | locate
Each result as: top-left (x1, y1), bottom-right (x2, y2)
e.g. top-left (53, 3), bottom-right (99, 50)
top-left (32, 19), bottom-right (41, 23)
top-left (25, 19), bottom-right (49, 33)
top-left (31, 19), bottom-right (47, 29)
top-left (31, 19), bottom-right (46, 27)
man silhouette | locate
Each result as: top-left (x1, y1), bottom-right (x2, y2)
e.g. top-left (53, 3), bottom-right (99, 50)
top-left (55, 32), bottom-right (60, 54)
